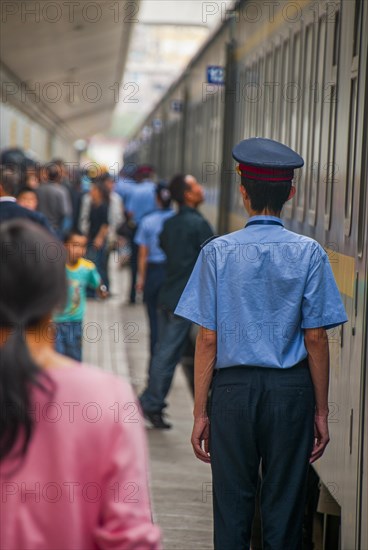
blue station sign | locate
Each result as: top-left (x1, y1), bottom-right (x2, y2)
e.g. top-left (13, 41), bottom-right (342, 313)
top-left (207, 66), bottom-right (225, 85)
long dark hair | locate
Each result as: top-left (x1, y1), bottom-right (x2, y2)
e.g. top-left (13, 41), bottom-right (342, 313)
top-left (0, 220), bottom-right (67, 461)
top-left (91, 176), bottom-right (110, 205)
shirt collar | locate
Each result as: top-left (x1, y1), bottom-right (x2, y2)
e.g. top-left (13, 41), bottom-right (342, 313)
top-left (179, 205), bottom-right (199, 214)
top-left (246, 214), bottom-right (284, 226)
top-left (66, 258), bottom-right (82, 271)
top-left (0, 197), bottom-right (17, 202)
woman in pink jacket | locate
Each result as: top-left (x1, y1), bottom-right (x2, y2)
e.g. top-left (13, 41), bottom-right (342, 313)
top-left (0, 219), bottom-right (161, 550)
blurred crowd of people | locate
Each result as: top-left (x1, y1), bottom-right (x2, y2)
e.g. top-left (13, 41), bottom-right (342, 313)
top-left (0, 147), bottom-right (207, 403)
top-left (0, 145), bottom-right (213, 549)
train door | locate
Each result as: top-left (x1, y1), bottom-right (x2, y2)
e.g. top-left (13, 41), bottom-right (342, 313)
top-left (218, 39), bottom-right (238, 234)
top-left (340, 0), bottom-right (368, 547)
top-left (315, 1), bottom-right (368, 547)
top-left (356, 21), bottom-right (368, 547)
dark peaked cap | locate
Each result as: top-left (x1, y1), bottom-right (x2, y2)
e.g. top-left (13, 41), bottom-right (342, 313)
top-left (232, 137), bottom-right (304, 182)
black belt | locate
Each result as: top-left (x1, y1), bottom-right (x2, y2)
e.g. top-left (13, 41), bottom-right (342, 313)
top-left (214, 358), bottom-right (308, 373)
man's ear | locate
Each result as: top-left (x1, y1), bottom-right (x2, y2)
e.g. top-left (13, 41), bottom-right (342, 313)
top-left (239, 184), bottom-right (248, 200)
top-left (287, 185), bottom-right (296, 201)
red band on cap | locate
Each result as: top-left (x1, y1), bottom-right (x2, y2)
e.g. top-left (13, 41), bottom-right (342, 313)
top-left (239, 163), bottom-right (294, 181)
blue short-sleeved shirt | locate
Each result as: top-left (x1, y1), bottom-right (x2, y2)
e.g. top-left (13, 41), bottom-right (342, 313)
top-left (134, 208), bottom-right (175, 263)
top-left (115, 177), bottom-right (136, 207)
top-left (175, 215), bottom-right (348, 369)
top-left (127, 181), bottom-right (157, 224)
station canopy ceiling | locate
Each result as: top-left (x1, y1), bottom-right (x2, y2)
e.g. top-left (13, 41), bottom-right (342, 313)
top-left (1, 1), bottom-right (138, 139)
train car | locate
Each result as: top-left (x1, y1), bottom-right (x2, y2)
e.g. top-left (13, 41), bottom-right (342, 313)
top-left (126, 1), bottom-right (368, 548)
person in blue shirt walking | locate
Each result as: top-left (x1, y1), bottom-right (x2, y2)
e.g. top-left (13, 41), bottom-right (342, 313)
top-left (139, 174), bottom-right (213, 429)
top-left (175, 138), bottom-right (348, 550)
top-left (126, 165), bottom-right (157, 304)
top-left (116, 163), bottom-right (137, 207)
top-left (135, 183), bottom-right (175, 372)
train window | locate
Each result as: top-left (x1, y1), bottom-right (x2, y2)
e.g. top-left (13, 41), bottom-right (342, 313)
top-left (206, 96), bottom-right (212, 164)
top-left (211, 95), bottom-right (218, 162)
top-left (243, 68), bottom-right (249, 138)
top-left (290, 32), bottom-right (301, 151)
top-left (344, 0), bottom-right (363, 236)
top-left (297, 24), bottom-right (314, 214)
top-left (193, 107), bottom-right (202, 177)
top-left (280, 40), bottom-right (290, 144)
top-left (250, 61), bottom-right (258, 136)
top-left (214, 91), bottom-right (221, 164)
top-left (353, 0), bottom-right (362, 58)
top-left (324, 85), bottom-right (337, 226)
top-left (257, 57), bottom-right (265, 136)
top-left (264, 52), bottom-right (273, 138)
top-left (243, 67), bottom-right (250, 139)
top-left (238, 69), bottom-right (246, 141)
top-left (308, 16), bottom-right (327, 223)
top-left (358, 115), bottom-right (367, 257)
top-left (332, 9), bottom-right (340, 67)
top-left (272, 46), bottom-right (282, 141)
top-left (345, 77), bottom-right (358, 236)
top-left (198, 103), bottom-right (205, 178)
top-left (324, 7), bottom-right (340, 228)
top-left (186, 108), bottom-right (193, 169)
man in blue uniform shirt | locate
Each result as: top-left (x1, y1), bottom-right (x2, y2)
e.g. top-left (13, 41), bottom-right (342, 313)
top-left (135, 183), bottom-right (175, 369)
top-left (139, 174), bottom-right (213, 429)
top-left (126, 165), bottom-right (157, 304)
top-left (175, 138), bottom-right (348, 550)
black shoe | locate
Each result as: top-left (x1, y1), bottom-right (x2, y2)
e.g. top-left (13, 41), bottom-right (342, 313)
top-left (143, 411), bottom-right (172, 430)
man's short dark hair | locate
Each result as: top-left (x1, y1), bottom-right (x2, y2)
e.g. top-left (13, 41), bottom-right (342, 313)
top-left (241, 177), bottom-right (292, 213)
top-left (47, 163), bottom-right (62, 182)
top-left (16, 186), bottom-right (37, 198)
top-left (0, 166), bottom-right (20, 196)
top-left (169, 174), bottom-right (189, 205)
top-left (64, 229), bottom-right (86, 243)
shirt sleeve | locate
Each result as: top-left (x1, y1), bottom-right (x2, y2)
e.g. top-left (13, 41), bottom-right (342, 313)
top-left (61, 186), bottom-right (72, 217)
top-left (301, 243), bottom-right (348, 329)
top-left (196, 219), bottom-right (214, 249)
top-left (158, 220), bottom-right (168, 253)
top-left (175, 244), bottom-right (217, 331)
top-left (93, 380), bottom-right (161, 549)
top-left (134, 219), bottom-right (148, 246)
top-left (89, 265), bottom-right (101, 289)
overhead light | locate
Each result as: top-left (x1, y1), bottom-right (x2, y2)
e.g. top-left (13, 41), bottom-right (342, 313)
top-left (74, 139), bottom-right (87, 152)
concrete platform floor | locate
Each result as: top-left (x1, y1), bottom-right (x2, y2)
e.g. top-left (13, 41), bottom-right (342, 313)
top-left (84, 258), bottom-right (213, 549)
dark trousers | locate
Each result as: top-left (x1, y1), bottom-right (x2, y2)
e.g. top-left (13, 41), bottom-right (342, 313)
top-left (129, 240), bottom-right (138, 303)
top-left (209, 361), bottom-right (315, 550)
top-left (139, 309), bottom-right (192, 413)
top-left (87, 242), bottom-right (109, 291)
top-left (143, 263), bottom-right (167, 358)
top-left (55, 321), bottom-right (82, 361)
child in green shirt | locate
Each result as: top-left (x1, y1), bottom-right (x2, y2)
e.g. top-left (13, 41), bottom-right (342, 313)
top-left (54, 231), bottom-right (107, 360)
